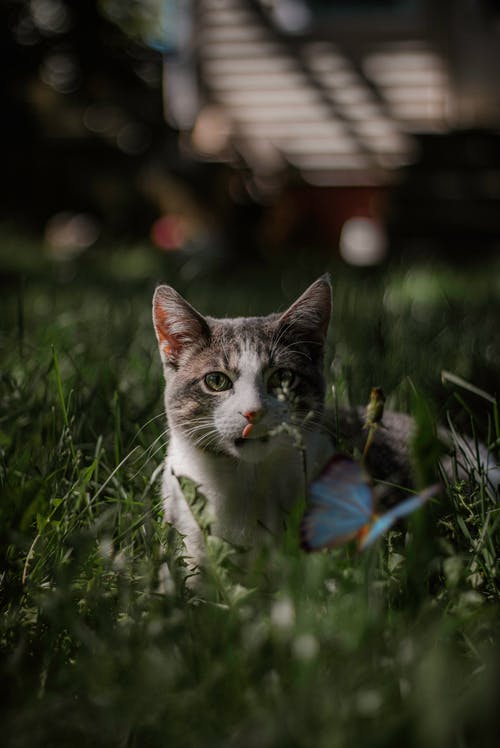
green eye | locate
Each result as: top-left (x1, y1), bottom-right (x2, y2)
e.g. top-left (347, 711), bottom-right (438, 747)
top-left (268, 368), bottom-right (295, 392)
top-left (204, 371), bottom-right (233, 392)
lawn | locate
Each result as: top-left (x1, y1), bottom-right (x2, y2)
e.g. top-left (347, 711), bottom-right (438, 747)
top-left (1, 231), bottom-right (500, 747)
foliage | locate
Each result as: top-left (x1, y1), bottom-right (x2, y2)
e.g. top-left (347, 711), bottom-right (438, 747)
top-left (1, 234), bottom-right (500, 747)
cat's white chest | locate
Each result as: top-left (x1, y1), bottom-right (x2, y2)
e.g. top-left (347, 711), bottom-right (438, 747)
top-left (162, 429), bottom-right (332, 564)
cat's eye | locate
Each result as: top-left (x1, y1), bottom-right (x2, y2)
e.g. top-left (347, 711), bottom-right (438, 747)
top-left (268, 368), bottom-right (295, 392)
top-left (204, 371), bottom-right (233, 392)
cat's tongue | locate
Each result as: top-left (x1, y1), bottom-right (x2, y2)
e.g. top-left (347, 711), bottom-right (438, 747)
top-left (242, 423), bottom-right (254, 439)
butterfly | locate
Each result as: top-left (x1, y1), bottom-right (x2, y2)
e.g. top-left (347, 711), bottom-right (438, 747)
top-left (300, 454), bottom-right (440, 552)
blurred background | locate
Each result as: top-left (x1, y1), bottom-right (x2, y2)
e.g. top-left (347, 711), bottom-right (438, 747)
top-left (3, 0), bottom-right (500, 271)
top-left (3, 7), bottom-right (500, 744)
top-left (1, 0), bottom-right (500, 415)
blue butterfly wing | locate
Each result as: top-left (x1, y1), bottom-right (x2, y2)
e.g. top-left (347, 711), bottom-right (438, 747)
top-left (358, 514), bottom-right (397, 550)
top-left (301, 454), bottom-right (374, 551)
top-left (309, 456), bottom-right (374, 515)
top-left (359, 483), bottom-right (440, 550)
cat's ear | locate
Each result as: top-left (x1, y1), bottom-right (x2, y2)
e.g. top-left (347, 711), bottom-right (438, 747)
top-left (153, 285), bottom-right (210, 366)
top-left (278, 274), bottom-right (332, 345)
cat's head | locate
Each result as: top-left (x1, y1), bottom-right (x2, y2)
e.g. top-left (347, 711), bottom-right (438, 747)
top-left (152, 276), bottom-right (331, 463)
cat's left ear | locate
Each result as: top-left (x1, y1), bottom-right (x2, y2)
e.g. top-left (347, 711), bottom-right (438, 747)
top-left (153, 285), bottom-right (210, 367)
top-left (278, 274), bottom-right (332, 345)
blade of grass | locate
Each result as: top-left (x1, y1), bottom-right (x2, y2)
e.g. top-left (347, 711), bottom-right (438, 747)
top-left (51, 345), bottom-right (77, 466)
top-left (113, 390), bottom-right (121, 466)
top-left (493, 402), bottom-right (500, 461)
top-left (17, 276), bottom-right (25, 358)
top-left (441, 370), bottom-right (496, 405)
top-left (89, 446), bottom-right (140, 506)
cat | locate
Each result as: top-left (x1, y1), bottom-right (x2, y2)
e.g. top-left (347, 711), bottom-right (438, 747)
top-left (152, 275), bottom-right (499, 569)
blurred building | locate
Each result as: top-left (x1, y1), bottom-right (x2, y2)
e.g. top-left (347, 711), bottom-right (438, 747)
top-left (161, 0), bottom-right (500, 261)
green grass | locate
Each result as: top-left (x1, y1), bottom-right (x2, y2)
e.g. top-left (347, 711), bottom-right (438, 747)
top-left (1, 231), bottom-right (500, 747)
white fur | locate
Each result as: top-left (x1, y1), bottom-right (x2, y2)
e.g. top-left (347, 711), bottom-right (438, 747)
top-left (163, 424), bottom-right (333, 567)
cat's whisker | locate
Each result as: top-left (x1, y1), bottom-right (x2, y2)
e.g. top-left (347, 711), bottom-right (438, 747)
top-left (179, 419), bottom-right (217, 438)
top-left (172, 415), bottom-right (214, 434)
top-left (129, 411), bottom-right (169, 451)
top-left (273, 338), bottom-right (323, 361)
top-left (142, 428), bottom-right (170, 456)
top-left (137, 443), bottom-right (167, 470)
top-left (293, 407), bottom-right (323, 422)
top-left (137, 441), bottom-right (170, 471)
top-left (128, 438), bottom-right (170, 479)
top-left (297, 417), bottom-right (333, 439)
top-left (133, 410), bottom-right (167, 437)
top-left (176, 415), bottom-right (214, 429)
top-left (194, 429), bottom-right (221, 451)
top-left (269, 321), bottom-right (293, 360)
top-left (129, 453), bottom-right (165, 480)
top-left (192, 434), bottom-right (218, 450)
top-left (181, 421), bottom-right (211, 435)
top-left (181, 421), bottom-right (216, 441)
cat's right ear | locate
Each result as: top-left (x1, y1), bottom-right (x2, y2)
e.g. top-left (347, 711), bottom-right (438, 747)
top-left (278, 274), bottom-right (332, 345)
top-left (153, 285), bottom-right (210, 366)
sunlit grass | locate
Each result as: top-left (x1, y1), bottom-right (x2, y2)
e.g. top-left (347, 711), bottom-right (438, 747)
top-left (1, 233), bottom-right (499, 747)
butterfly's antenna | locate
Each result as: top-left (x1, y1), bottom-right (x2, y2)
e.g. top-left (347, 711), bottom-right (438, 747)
top-left (362, 386), bottom-right (386, 462)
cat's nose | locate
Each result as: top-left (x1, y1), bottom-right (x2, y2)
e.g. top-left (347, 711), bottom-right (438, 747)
top-left (243, 409), bottom-right (264, 424)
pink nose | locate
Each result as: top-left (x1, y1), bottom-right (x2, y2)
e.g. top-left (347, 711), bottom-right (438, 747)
top-left (243, 409), bottom-right (263, 423)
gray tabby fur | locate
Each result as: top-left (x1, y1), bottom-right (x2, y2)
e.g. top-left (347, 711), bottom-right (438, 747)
top-left (152, 276), bottom-right (499, 569)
